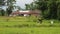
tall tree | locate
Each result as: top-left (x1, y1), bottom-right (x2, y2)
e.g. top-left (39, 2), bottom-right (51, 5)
top-left (6, 0), bottom-right (16, 16)
top-left (33, 0), bottom-right (60, 19)
top-left (48, 0), bottom-right (58, 19)
top-left (34, 0), bottom-right (48, 17)
top-left (0, 0), bottom-right (5, 16)
top-left (25, 0), bottom-right (60, 20)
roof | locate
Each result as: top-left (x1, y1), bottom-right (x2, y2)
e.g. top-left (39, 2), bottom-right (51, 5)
top-left (11, 10), bottom-right (41, 14)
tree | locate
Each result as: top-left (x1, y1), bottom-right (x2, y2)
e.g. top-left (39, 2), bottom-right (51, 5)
top-left (25, 0), bottom-right (60, 20)
top-left (33, 0), bottom-right (60, 19)
top-left (6, 6), bottom-right (12, 16)
top-left (29, 2), bottom-right (36, 10)
top-left (25, 2), bottom-right (37, 10)
top-left (33, 0), bottom-right (48, 18)
top-left (0, 0), bottom-right (5, 6)
top-left (0, 8), bottom-right (5, 16)
top-left (0, 0), bottom-right (16, 16)
top-left (47, 0), bottom-right (58, 19)
top-left (15, 6), bottom-right (21, 10)
top-left (6, 0), bottom-right (16, 16)
top-left (25, 4), bottom-right (30, 10)
top-left (1, 9), bottom-right (5, 16)
top-left (0, 0), bottom-right (6, 16)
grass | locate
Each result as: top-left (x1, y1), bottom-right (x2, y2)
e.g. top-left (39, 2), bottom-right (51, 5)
top-left (0, 27), bottom-right (60, 34)
top-left (0, 16), bottom-right (60, 34)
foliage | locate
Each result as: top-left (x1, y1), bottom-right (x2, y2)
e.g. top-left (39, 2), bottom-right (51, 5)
top-left (25, 4), bottom-right (30, 10)
top-left (25, 0), bottom-right (60, 20)
top-left (0, 0), bottom-right (5, 6)
top-left (6, 0), bottom-right (16, 16)
top-left (0, 9), bottom-right (5, 16)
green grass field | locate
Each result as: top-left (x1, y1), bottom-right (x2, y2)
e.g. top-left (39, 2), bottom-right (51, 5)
top-left (0, 27), bottom-right (60, 34)
top-left (0, 16), bottom-right (60, 34)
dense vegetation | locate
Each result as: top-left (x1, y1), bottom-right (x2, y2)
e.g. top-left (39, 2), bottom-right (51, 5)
top-left (0, 0), bottom-right (16, 16)
top-left (0, 16), bottom-right (60, 27)
top-left (25, 0), bottom-right (60, 20)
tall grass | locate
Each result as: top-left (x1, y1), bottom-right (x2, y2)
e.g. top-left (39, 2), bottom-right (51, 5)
top-left (0, 16), bottom-right (60, 34)
top-left (0, 16), bottom-right (60, 27)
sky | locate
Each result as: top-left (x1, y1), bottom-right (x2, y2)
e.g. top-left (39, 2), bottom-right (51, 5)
top-left (16, 0), bottom-right (33, 9)
top-left (0, 0), bottom-right (33, 11)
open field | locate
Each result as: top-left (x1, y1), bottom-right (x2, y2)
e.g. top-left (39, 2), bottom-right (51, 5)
top-left (0, 16), bottom-right (60, 34)
top-left (0, 27), bottom-right (60, 34)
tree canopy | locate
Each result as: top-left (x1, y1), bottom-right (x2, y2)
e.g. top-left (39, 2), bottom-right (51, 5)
top-left (25, 0), bottom-right (60, 20)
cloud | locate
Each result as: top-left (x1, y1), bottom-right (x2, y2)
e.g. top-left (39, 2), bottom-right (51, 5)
top-left (16, 0), bottom-right (33, 9)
